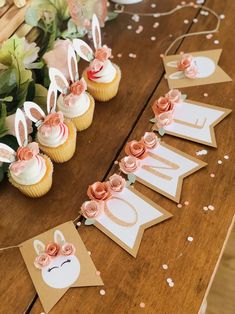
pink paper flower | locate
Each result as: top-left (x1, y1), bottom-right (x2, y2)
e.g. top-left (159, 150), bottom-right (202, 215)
top-left (141, 132), bottom-right (159, 149)
top-left (16, 147), bottom-right (33, 161)
top-left (125, 140), bottom-right (148, 160)
top-left (45, 242), bottom-right (60, 257)
top-left (60, 243), bottom-right (76, 256)
top-left (185, 65), bottom-right (198, 79)
top-left (81, 200), bottom-right (102, 218)
top-left (43, 112), bottom-right (64, 127)
top-left (108, 174), bottom-right (126, 192)
top-left (34, 253), bottom-right (51, 269)
top-left (155, 111), bottom-right (174, 129)
top-left (177, 54), bottom-right (193, 71)
top-left (166, 89), bottom-right (182, 104)
top-left (119, 156), bottom-right (140, 174)
top-left (87, 182), bottom-right (112, 201)
top-left (43, 39), bottom-right (73, 81)
top-left (95, 45), bottom-right (112, 62)
top-left (70, 78), bottom-right (87, 95)
top-left (152, 96), bottom-right (174, 116)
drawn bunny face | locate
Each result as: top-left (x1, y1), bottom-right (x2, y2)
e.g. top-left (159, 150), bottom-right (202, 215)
top-left (24, 84), bottom-right (58, 127)
top-left (0, 108), bottom-right (37, 165)
top-left (167, 56), bottom-right (216, 80)
top-left (34, 230), bottom-right (80, 289)
top-left (73, 14), bottom-right (103, 62)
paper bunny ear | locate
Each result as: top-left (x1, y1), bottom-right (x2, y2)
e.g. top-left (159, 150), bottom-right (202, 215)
top-left (166, 61), bottom-right (179, 68)
top-left (0, 143), bottom-right (16, 163)
top-left (68, 45), bottom-right (78, 83)
top-left (47, 84), bottom-right (57, 114)
top-left (49, 68), bottom-right (69, 94)
top-left (169, 71), bottom-right (186, 80)
top-left (34, 240), bottom-right (45, 256)
top-left (24, 101), bottom-right (46, 123)
top-left (92, 14), bottom-right (101, 49)
top-left (54, 230), bottom-right (66, 245)
top-left (73, 39), bottom-right (94, 62)
top-left (15, 108), bottom-right (28, 147)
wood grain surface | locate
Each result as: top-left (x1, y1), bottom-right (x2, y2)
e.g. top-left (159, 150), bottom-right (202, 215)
top-left (0, 0), bottom-right (234, 313)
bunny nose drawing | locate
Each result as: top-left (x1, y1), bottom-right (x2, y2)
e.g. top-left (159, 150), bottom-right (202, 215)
top-left (42, 255), bottom-right (80, 289)
top-left (193, 56), bottom-right (216, 78)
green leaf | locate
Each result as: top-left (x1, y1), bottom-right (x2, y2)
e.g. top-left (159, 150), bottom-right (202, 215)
top-left (0, 68), bottom-right (17, 94)
top-left (0, 103), bottom-right (8, 136)
top-left (0, 96), bottom-right (13, 102)
top-left (85, 219), bottom-right (95, 226)
top-left (149, 117), bottom-right (156, 123)
top-left (127, 173), bottom-right (136, 184)
top-left (33, 84), bottom-right (48, 111)
top-left (125, 181), bottom-right (131, 188)
top-left (181, 94), bottom-right (187, 101)
top-left (158, 128), bottom-right (165, 136)
top-left (106, 11), bottom-right (119, 21)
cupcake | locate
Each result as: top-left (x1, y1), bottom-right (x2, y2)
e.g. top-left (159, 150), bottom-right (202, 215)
top-left (0, 109), bottom-right (53, 198)
top-left (73, 14), bottom-right (121, 102)
top-left (24, 84), bottom-right (77, 163)
top-left (49, 45), bottom-right (95, 131)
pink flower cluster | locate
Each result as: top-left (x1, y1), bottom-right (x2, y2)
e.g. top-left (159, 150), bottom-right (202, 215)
top-left (177, 54), bottom-right (198, 79)
top-left (40, 111), bottom-right (64, 137)
top-left (87, 45), bottom-right (112, 80)
top-left (10, 143), bottom-right (40, 176)
top-left (34, 242), bottom-right (76, 269)
top-left (80, 174), bottom-right (126, 219)
top-left (119, 132), bottom-right (160, 174)
top-left (152, 89), bottom-right (182, 129)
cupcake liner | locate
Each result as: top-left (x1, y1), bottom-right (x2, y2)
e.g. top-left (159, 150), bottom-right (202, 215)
top-left (83, 63), bottom-right (121, 102)
top-left (8, 155), bottom-right (53, 198)
top-left (38, 119), bottom-right (77, 163)
top-left (71, 93), bottom-right (95, 131)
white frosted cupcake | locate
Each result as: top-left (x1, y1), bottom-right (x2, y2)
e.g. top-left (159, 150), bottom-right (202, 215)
top-left (49, 45), bottom-right (95, 131)
top-left (24, 84), bottom-right (76, 163)
top-left (73, 14), bottom-right (121, 102)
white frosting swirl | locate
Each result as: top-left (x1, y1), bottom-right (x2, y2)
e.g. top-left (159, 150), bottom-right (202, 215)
top-left (37, 123), bottom-right (68, 148)
top-left (90, 60), bottom-right (116, 83)
top-left (10, 155), bottom-right (46, 185)
top-left (58, 92), bottom-right (90, 118)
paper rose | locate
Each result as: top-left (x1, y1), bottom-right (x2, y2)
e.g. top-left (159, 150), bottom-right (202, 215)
top-left (177, 54), bottom-right (193, 71)
top-left (34, 253), bottom-right (51, 269)
top-left (45, 242), bottom-right (60, 257)
top-left (165, 89), bottom-right (182, 105)
top-left (87, 182), bottom-right (112, 201)
top-left (185, 65), bottom-right (198, 79)
top-left (141, 132), bottom-right (159, 149)
top-left (119, 156), bottom-right (140, 174)
top-left (60, 243), bottom-right (76, 256)
top-left (81, 200), bottom-right (102, 218)
top-left (95, 45), bottom-right (112, 62)
top-left (70, 78), bottom-right (87, 95)
top-left (108, 174), bottom-right (126, 192)
top-left (125, 140), bottom-right (148, 160)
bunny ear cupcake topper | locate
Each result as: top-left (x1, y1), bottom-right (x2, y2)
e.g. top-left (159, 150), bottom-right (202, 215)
top-left (0, 143), bottom-right (16, 163)
top-left (92, 14), bottom-right (102, 49)
top-left (24, 101), bottom-right (46, 124)
top-left (49, 68), bottom-right (70, 94)
top-left (68, 45), bottom-right (79, 83)
top-left (47, 84), bottom-right (57, 114)
top-left (73, 39), bottom-right (94, 62)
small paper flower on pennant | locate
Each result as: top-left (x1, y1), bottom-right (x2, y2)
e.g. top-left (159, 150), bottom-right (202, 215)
top-left (108, 174), bottom-right (126, 192)
top-left (70, 78), bottom-right (87, 95)
top-left (60, 243), bottom-right (76, 256)
top-left (125, 140), bottom-right (148, 160)
top-left (34, 253), bottom-right (51, 269)
top-left (152, 97), bottom-right (175, 129)
top-left (177, 54), bottom-right (193, 71)
top-left (185, 65), bottom-right (198, 79)
top-left (141, 132), bottom-right (159, 149)
top-left (87, 182), bottom-right (112, 201)
top-left (45, 242), bottom-right (60, 257)
top-left (81, 200), bottom-right (102, 218)
top-left (95, 45), bottom-right (112, 62)
top-left (119, 156), bottom-right (140, 174)
top-left (165, 89), bottom-right (182, 105)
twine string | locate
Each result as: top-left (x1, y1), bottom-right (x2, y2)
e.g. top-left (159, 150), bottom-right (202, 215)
top-left (114, 3), bottom-right (221, 55)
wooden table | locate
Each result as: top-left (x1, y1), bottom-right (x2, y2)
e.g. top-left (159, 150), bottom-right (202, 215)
top-left (0, 1), bottom-right (234, 313)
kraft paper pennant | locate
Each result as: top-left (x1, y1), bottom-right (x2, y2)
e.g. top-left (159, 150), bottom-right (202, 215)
top-left (20, 221), bottom-right (103, 313)
top-left (81, 178), bottom-right (172, 257)
top-left (163, 49), bottom-right (232, 89)
top-left (119, 133), bottom-right (207, 202)
top-left (151, 99), bottom-right (231, 147)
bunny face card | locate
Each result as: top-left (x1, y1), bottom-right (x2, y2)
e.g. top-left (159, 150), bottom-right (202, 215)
top-left (163, 49), bottom-right (232, 89)
top-left (20, 221), bottom-right (103, 313)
